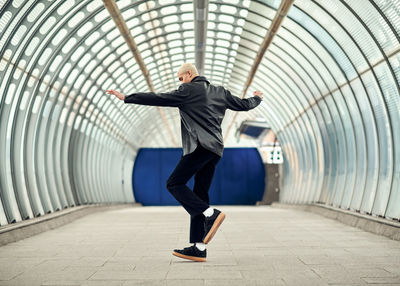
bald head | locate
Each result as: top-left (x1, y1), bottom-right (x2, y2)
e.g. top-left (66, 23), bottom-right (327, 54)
top-left (177, 63), bottom-right (199, 83)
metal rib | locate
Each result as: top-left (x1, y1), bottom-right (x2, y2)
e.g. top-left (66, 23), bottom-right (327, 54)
top-left (194, 0), bottom-right (209, 76)
top-left (224, 0), bottom-right (295, 141)
top-left (102, 0), bottom-right (178, 147)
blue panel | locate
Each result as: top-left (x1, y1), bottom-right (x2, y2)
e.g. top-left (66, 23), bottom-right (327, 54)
top-left (132, 150), bottom-right (161, 205)
top-left (132, 148), bottom-right (265, 206)
top-left (220, 149), bottom-right (248, 204)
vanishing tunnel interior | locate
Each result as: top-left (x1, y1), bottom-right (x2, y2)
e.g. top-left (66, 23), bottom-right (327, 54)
top-left (0, 0), bottom-right (399, 226)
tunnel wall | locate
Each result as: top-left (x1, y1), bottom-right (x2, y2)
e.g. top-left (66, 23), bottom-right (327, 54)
top-left (256, 0), bottom-right (400, 221)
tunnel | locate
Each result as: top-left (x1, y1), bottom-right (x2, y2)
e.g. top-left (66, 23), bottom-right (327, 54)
top-left (0, 0), bottom-right (400, 284)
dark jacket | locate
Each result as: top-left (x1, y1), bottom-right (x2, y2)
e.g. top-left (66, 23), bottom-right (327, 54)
top-left (124, 76), bottom-right (262, 157)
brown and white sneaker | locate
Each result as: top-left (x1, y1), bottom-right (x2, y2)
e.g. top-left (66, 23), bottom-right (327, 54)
top-left (172, 245), bottom-right (207, 262)
top-left (203, 209), bottom-right (225, 244)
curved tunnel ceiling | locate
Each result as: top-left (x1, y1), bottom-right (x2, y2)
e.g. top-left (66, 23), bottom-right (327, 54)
top-left (0, 0), bottom-right (399, 225)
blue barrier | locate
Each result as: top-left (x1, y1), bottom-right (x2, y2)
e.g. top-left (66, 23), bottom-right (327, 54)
top-left (132, 148), bottom-right (265, 205)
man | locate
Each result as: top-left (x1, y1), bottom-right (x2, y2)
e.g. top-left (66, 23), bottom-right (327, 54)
top-left (106, 63), bottom-right (263, 262)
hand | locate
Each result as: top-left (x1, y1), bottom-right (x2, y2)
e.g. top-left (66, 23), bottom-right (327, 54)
top-left (253, 90), bottom-right (263, 99)
top-left (106, 89), bottom-right (125, 101)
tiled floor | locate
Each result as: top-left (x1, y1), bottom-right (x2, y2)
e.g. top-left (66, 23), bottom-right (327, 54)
top-left (0, 206), bottom-right (399, 286)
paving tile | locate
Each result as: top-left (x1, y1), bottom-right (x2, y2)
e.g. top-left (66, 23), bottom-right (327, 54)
top-left (234, 255), bottom-right (270, 266)
top-left (282, 277), bottom-right (329, 286)
top-left (41, 281), bottom-right (86, 286)
top-left (240, 269), bottom-right (277, 280)
top-left (100, 263), bottom-right (135, 271)
top-left (310, 265), bottom-right (368, 284)
top-left (383, 265), bottom-right (400, 276)
top-left (79, 281), bottom-right (125, 286)
top-left (297, 254), bottom-right (340, 265)
top-left (278, 268), bottom-right (330, 286)
top-left (344, 267), bottom-right (398, 278)
top-left (167, 267), bottom-right (242, 280)
top-left (361, 277), bottom-right (400, 284)
top-left (106, 257), bottom-right (142, 264)
top-left (123, 280), bottom-right (166, 286)
top-left (0, 257), bottom-right (45, 281)
top-left (267, 256), bottom-right (309, 270)
top-left (244, 279), bottom-right (286, 285)
top-left (257, 248), bottom-right (293, 256)
top-left (167, 279), bottom-right (204, 286)
top-left (0, 266), bottom-right (96, 286)
top-left (89, 269), bottom-right (168, 280)
top-left (205, 279), bottom-right (246, 285)
top-left (326, 284), bottom-right (368, 286)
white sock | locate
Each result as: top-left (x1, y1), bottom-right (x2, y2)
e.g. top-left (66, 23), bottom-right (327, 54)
top-left (203, 207), bottom-right (214, 217)
top-left (195, 243), bottom-right (206, 251)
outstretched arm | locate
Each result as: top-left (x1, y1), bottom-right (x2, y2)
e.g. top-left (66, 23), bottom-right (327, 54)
top-left (106, 89), bottom-right (126, 101)
top-left (106, 85), bottom-right (189, 107)
top-left (226, 90), bottom-right (263, 111)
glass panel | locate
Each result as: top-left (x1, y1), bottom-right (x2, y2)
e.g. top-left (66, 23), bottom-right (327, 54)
top-left (287, 5), bottom-right (357, 80)
top-left (347, 0), bottom-right (398, 54)
top-left (385, 52), bottom-right (400, 219)
top-left (57, 0), bottom-right (75, 15)
top-left (27, 3), bottom-right (45, 23)
top-left (39, 16), bottom-right (56, 35)
top-left (11, 24), bottom-right (27, 46)
top-left (350, 77), bottom-right (378, 212)
top-left (325, 93), bottom-right (347, 207)
top-left (371, 61), bottom-right (398, 216)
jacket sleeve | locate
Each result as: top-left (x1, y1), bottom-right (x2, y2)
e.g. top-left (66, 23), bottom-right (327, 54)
top-left (124, 84), bottom-right (189, 107)
top-left (225, 89), bottom-right (262, 111)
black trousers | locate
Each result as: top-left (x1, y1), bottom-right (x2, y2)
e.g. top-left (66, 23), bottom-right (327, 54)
top-left (166, 143), bottom-right (221, 243)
